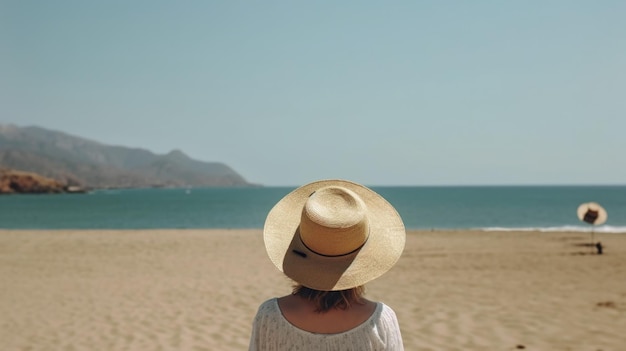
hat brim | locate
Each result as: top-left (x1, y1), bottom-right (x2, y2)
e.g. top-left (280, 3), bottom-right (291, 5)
top-left (577, 202), bottom-right (608, 225)
top-left (263, 180), bottom-right (406, 291)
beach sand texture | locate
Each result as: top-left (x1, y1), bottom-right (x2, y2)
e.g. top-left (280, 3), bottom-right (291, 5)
top-left (1, 229), bottom-right (625, 350)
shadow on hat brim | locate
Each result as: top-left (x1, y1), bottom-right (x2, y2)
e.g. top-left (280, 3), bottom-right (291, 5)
top-left (282, 228), bottom-right (359, 291)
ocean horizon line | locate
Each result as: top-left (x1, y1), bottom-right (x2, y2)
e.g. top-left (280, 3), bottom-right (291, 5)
top-left (254, 185), bottom-right (626, 189)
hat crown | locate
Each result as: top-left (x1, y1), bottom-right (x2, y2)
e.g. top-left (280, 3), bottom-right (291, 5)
top-left (299, 186), bottom-right (369, 256)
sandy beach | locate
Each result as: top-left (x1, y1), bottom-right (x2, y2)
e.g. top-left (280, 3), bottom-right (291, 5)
top-left (1, 229), bottom-right (625, 350)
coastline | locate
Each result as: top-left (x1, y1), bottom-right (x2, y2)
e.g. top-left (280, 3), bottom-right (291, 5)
top-left (1, 229), bottom-right (625, 350)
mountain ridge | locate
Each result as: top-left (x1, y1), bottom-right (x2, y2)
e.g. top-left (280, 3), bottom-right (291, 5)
top-left (0, 124), bottom-right (255, 188)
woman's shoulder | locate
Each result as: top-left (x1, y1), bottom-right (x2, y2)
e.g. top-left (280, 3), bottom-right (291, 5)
top-left (373, 302), bottom-right (401, 330)
top-left (378, 302), bottom-right (398, 316)
top-left (254, 298), bottom-right (280, 316)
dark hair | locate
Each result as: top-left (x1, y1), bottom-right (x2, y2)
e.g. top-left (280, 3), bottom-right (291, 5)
top-left (292, 284), bottom-right (365, 313)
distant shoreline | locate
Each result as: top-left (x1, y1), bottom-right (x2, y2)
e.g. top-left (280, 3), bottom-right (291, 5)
top-left (0, 228), bottom-right (623, 234)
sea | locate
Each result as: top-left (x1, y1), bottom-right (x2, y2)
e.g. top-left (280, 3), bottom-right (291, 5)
top-left (1, 186), bottom-right (626, 232)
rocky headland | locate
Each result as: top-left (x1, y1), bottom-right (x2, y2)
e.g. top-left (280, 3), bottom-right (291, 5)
top-left (0, 168), bottom-right (80, 194)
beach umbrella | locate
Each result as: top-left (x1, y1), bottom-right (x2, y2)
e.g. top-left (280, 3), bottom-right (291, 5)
top-left (576, 202), bottom-right (607, 252)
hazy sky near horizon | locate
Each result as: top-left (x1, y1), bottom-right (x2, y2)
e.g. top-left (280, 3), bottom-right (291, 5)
top-left (2, 1), bottom-right (625, 186)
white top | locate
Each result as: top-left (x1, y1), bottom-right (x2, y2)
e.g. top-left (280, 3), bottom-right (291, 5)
top-left (248, 298), bottom-right (404, 351)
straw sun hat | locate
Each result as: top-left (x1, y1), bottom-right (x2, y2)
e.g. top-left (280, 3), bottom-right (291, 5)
top-left (263, 179), bottom-right (406, 291)
top-left (577, 202), bottom-right (608, 225)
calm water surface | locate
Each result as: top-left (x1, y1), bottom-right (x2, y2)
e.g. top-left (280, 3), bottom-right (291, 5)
top-left (1, 186), bottom-right (625, 231)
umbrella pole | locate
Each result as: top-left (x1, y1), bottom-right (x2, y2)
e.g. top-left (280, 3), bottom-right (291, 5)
top-left (590, 227), bottom-right (595, 253)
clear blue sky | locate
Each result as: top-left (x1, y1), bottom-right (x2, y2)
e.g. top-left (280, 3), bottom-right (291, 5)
top-left (1, 1), bottom-right (625, 186)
